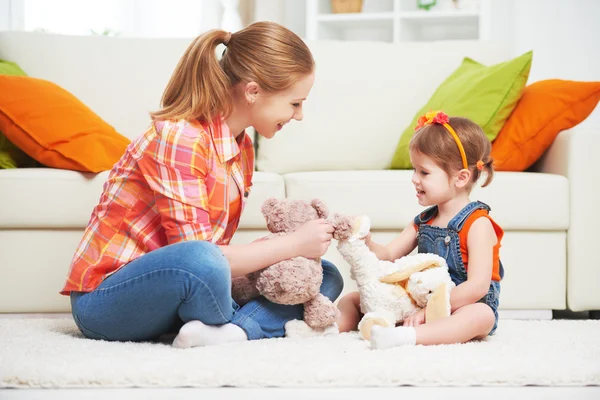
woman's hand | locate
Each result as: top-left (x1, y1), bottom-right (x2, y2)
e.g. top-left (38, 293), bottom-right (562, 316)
top-left (403, 308), bottom-right (426, 327)
top-left (290, 219), bottom-right (334, 259)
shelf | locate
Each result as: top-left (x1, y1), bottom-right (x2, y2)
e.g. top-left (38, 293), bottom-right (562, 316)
top-left (316, 12), bottom-right (395, 22)
top-left (305, 0), bottom-right (488, 42)
top-left (316, 12), bottom-right (395, 30)
top-left (399, 10), bottom-right (479, 24)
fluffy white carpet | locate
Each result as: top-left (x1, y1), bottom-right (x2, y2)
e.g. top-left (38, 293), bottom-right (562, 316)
top-left (1, 318), bottom-right (599, 388)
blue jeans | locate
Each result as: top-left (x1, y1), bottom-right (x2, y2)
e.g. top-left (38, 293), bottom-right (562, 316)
top-left (70, 241), bottom-right (344, 342)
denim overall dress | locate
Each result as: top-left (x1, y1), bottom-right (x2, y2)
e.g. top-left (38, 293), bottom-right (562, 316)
top-left (414, 201), bottom-right (504, 335)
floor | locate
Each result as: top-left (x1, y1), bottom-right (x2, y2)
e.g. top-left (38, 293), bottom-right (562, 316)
top-left (2, 387), bottom-right (600, 400)
top-left (1, 310), bottom-right (598, 399)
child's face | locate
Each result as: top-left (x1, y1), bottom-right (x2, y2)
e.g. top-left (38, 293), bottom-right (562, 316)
top-left (250, 72), bottom-right (315, 139)
top-left (410, 151), bottom-right (455, 207)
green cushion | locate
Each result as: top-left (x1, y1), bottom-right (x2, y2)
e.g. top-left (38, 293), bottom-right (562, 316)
top-left (391, 51), bottom-right (533, 169)
top-left (0, 132), bottom-right (40, 168)
top-left (0, 59), bottom-right (27, 76)
top-left (0, 59), bottom-right (38, 169)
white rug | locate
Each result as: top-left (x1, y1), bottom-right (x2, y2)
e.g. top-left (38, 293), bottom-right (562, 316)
top-left (1, 318), bottom-right (599, 388)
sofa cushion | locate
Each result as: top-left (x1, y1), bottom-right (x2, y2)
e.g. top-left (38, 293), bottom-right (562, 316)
top-left (391, 51), bottom-right (533, 169)
top-left (0, 32), bottom-right (190, 141)
top-left (283, 171), bottom-right (569, 230)
top-left (0, 75), bottom-right (131, 173)
top-left (255, 40), bottom-right (510, 174)
top-left (0, 169), bottom-right (284, 229)
top-left (0, 59), bottom-right (39, 169)
top-left (0, 59), bottom-right (26, 76)
top-left (492, 79), bottom-right (600, 171)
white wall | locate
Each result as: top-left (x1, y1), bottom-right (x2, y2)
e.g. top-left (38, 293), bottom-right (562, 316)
top-left (509, 0), bottom-right (600, 82)
top-left (0, 0), bottom-right (225, 37)
top-left (0, 0), bottom-right (8, 31)
top-left (0, 0), bottom-right (24, 31)
top-left (507, 0), bottom-right (600, 124)
top-left (254, 0), bottom-right (600, 123)
top-left (256, 0), bottom-right (600, 84)
top-left (21, 0), bottom-right (209, 37)
top-left (253, 0), bottom-right (305, 37)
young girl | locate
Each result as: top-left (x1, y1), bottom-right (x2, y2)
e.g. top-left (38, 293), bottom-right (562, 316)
top-left (60, 22), bottom-right (343, 348)
top-left (337, 111), bottom-right (504, 348)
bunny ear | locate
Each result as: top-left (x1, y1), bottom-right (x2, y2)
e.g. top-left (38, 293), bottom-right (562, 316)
top-left (380, 260), bottom-right (441, 284)
top-left (310, 199), bottom-right (329, 219)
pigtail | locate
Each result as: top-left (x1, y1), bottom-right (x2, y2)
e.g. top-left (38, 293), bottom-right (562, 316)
top-left (480, 157), bottom-right (495, 187)
top-left (150, 29), bottom-right (233, 123)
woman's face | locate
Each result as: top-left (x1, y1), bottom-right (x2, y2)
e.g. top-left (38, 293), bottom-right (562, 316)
top-left (250, 72), bottom-right (315, 139)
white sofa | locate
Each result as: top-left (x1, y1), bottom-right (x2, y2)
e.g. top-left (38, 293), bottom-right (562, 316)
top-left (0, 32), bottom-right (598, 316)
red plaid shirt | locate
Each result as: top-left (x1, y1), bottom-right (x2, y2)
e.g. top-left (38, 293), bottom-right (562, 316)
top-left (61, 118), bottom-right (254, 294)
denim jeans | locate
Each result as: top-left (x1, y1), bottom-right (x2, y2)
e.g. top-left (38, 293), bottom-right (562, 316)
top-left (70, 240), bottom-right (344, 342)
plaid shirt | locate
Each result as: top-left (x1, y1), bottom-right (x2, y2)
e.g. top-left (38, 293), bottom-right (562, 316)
top-left (61, 118), bottom-right (254, 294)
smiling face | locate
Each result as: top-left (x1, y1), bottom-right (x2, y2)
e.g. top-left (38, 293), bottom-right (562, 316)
top-left (410, 150), bottom-right (457, 207)
top-left (248, 72), bottom-right (315, 139)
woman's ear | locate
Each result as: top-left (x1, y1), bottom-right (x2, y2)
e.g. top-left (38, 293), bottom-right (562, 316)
top-left (455, 169), bottom-right (471, 189)
top-left (245, 81), bottom-right (259, 105)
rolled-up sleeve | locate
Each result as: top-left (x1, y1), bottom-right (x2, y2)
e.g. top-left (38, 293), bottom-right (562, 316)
top-left (138, 123), bottom-right (213, 244)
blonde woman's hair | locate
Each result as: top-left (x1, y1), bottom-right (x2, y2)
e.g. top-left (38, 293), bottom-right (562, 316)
top-left (409, 117), bottom-right (494, 189)
top-left (150, 21), bottom-right (315, 123)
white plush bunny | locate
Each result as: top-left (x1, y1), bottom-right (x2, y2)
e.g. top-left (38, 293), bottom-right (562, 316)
top-left (336, 215), bottom-right (455, 340)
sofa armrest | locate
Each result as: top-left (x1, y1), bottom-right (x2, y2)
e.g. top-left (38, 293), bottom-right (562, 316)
top-left (532, 128), bottom-right (600, 311)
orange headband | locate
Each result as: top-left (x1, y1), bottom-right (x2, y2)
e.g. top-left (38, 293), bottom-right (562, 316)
top-left (414, 110), bottom-right (468, 170)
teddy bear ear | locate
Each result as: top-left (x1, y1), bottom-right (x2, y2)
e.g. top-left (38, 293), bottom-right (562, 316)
top-left (310, 199), bottom-right (329, 219)
top-left (261, 198), bottom-right (281, 218)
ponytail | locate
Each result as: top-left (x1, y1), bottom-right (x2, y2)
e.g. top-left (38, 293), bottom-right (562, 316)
top-left (150, 30), bottom-right (232, 123)
top-left (151, 22), bottom-right (314, 124)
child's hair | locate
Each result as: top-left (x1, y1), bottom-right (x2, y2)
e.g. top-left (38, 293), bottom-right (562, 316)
top-left (409, 116), bottom-right (494, 189)
top-left (151, 21), bottom-right (315, 123)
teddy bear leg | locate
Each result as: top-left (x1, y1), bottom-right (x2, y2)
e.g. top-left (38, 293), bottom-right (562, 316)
top-left (303, 293), bottom-right (340, 329)
top-left (231, 274), bottom-right (260, 306)
top-left (425, 282), bottom-right (452, 322)
top-left (256, 258), bottom-right (321, 305)
top-left (358, 310), bottom-right (396, 341)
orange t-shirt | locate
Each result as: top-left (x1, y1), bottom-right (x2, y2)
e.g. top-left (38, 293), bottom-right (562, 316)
top-left (229, 192), bottom-right (242, 225)
top-left (415, 209), bottom-right (504, 281)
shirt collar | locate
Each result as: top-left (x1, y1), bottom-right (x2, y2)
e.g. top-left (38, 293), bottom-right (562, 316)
top-left (209, 119), bottom-right (242, 164)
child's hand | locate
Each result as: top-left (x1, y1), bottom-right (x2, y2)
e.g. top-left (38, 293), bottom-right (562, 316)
top-left (364, 232), bottom-right (372, 247)
top-left (403, 308), bottom-right (426, 327)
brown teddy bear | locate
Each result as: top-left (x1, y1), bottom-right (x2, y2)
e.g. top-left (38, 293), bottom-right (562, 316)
top-left (231, 198), bottom-right (352, 329)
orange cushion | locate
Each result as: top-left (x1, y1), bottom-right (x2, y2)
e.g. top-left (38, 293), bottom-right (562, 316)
top-left (0, 75), bottom-right (130, 172)
top-left (492, 79), bottom-right (600, 171)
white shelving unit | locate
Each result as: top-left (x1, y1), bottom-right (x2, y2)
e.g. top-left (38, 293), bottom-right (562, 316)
top-left (306, 0), bottom-right (490, 43)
